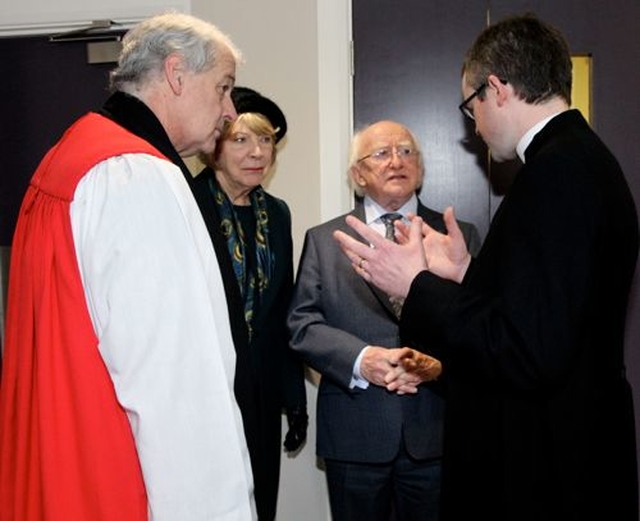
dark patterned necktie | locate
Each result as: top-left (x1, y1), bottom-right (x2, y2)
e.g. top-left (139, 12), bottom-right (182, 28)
top-left (380, 212), bottom-right (403, 242)
top-left (380, 212), bottom-right (404, 316)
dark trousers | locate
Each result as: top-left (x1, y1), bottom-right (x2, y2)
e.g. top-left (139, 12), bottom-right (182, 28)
top-left (324, 445), bottom-right (441, 521)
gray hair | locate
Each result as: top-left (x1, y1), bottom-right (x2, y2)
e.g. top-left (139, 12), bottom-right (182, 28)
top-left (348, 123), bottom-right (425, 197)
top-left (110, 12), bottom-right (242, 93)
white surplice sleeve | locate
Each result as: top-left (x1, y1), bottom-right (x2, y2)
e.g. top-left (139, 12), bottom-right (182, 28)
top-left (70, 153), bottom-right (256, 521)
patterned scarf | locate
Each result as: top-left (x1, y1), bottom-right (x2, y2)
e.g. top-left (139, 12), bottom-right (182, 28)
top-left (209, 177), bottom-right (274, 339)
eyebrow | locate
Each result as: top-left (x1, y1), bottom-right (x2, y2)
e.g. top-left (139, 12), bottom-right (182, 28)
top-left (368, 141), bottom-right (414, 148)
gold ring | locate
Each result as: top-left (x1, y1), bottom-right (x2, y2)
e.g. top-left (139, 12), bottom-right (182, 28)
top-left (359, 258), bottom-right (365, 269)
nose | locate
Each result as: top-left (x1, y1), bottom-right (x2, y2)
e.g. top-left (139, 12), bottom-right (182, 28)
top-left (224, 94), bottom-right (238, 121)
top-left (250, 143), bottom-right (264, 157)
top-left (388, 148), bottom-right (403, 167)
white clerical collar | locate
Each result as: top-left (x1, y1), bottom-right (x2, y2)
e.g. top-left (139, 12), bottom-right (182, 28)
top-left (516, 112), bottom-right (562, 163)
top-left (363, 194), bottom-right (418, 225)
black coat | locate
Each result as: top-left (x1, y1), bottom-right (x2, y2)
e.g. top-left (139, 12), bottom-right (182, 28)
top-left (194, 167), bottom-right (306, 521)
top-left (401, 110), bottom-right (639, 521)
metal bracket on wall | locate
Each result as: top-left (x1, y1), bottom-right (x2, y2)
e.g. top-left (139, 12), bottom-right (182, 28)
top-left (86, 41), bottom-right (122, 64)
top-left (49, 20), bottom-right (124, 64)
top-left (49, 19), bottom-right (122, 42)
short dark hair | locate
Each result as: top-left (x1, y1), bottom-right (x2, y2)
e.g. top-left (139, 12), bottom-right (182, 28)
top-left (462, 13), bottom-right (572, 105)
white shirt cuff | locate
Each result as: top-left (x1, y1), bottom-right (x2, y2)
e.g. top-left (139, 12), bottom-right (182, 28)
top-left (349, 345), bottom-right (370, 389)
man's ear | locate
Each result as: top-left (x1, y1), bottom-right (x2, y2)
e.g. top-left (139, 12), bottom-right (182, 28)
top-left (165, 54), bottom-right (184, 95)
top-left (350, 166), bottom-right (366, 187)
top-left (488, 74), bottom-right (509, 106)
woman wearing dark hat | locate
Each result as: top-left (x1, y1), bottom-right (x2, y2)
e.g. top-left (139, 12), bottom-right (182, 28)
top-left (197, 87), bottom-right (308, 521)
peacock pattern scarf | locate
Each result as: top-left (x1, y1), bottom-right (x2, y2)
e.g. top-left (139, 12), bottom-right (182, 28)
top-left (209, 177), bottom-right (274, 340)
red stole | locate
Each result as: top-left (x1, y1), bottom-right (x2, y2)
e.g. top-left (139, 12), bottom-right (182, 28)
top-left (0, 113), bottom-right (166, 520)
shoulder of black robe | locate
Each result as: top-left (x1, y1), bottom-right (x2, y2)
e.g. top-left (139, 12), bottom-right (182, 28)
top-left (98, 92), bottom-right (261, 473)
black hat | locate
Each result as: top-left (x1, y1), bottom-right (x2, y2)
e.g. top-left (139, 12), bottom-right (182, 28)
top-left (231, 86), bottom-right (288, 143)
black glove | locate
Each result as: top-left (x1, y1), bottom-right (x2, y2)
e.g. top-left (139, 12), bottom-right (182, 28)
top-left (283, 406), bottom-right (308, 453)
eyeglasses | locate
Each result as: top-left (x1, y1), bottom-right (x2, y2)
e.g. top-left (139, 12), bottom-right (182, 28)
top-left (357, 145), bottom-right (419, 164)
top-left (458, 79), bottom-right (508, 121)
top-left (458, 83), bottom-right (487, 121)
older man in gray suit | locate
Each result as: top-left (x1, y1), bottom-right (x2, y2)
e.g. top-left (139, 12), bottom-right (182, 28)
top-left (288, 120), bottom-right (481, 521)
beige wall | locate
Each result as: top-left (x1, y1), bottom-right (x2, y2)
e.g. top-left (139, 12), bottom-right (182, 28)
top-left (194, 0), bottom-right (353, 264)
top-left (191, 1), bottom-right (352, 519)
top-left (1, 0), bottom-right (352, 517)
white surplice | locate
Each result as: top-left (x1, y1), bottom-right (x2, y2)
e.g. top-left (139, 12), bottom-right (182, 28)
top-left (70, 153), bottom-right (256, 521)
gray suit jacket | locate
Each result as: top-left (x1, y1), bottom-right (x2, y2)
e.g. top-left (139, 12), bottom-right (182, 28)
top-left (288, 200), bottom-right (480, 463)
